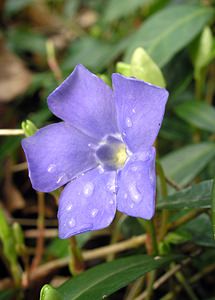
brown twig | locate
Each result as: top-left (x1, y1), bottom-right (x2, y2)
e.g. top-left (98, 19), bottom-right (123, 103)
top-left (26, 234), bottom-right (146, 282)
top-left (167, 209), bottom-right (207, 231)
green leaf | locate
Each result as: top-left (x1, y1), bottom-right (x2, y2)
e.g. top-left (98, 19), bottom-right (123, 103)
top-left (175, 100), bottom-right (215, 133)
top-left (47, 232), bottom-right (91, 258)
top-left (0, 290), bottom-right (16, 300)
top-left (125, 5), bottom-right (214, 67)
top-left (62, 37), bottom-right (126, 72)
top-left (130, 47), bottom-right (166, 87)
top-left (103, 0), bottom-right (150, 23)
top-left (183, 214), bottom-right (215, 247)
top-left (157, 180), bottom-right (213, 210)
top-left (7, 27), bottom-right (46, 56)
top-left (161, 143), bottom-right (215, 185)
top-left (4, 0), bottom-right (33, 15)
top-left (190, 26), bottom-right (214, 79)
top-left (40, 285), bottom-right (62, 300)
top-left (211, 177), bottom-right (215, 239)
top-left (116, 47), bottom-right (166, 87)
top-left (41, 255), bottom-right (180, 300)
top-left (0, 209), bottom-right (21, 285)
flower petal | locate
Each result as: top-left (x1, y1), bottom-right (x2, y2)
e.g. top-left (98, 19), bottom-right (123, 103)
top-left (117, 147), bottom-right (156, 219)
top-left (48, 64), bottom-right (118, 139)
top-left (22, 122), bottom-right (98, 192)
top-left (112, 73), bottom-right (168, 152)
top-left (58, 168), bottom-right (116, 238)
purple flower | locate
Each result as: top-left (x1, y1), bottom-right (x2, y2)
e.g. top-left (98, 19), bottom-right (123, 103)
top-left (22, 64), bottom-right (168, 239)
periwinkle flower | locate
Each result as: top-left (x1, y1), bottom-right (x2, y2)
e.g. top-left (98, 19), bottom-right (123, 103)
top-left (22, 65), bottom-right (168, 239)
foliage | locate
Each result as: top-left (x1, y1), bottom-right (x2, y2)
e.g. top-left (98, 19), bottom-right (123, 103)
top-left (0, 0), bottom-right (215, 299)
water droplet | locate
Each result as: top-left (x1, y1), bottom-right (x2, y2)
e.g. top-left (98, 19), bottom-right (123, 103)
top-left (107, 181), bottom-right (116, 193)
top-left (91, 208), bottom-right (99, 217)
top-left (98, 166), bottom-right (104, 174)
top-left (47, 164), bottom-right (56, 173)
top-left (66, 204), bottom-right (73, 211)
top-left (57, 174), bottom-right (66, 184)
top-left (109, 199), bottom-right (114, 205)
top-left (68, 218), bottom-right (76, 228)
top-left (83, 182), bottom-right (94, 197)
top-left (132, 108), bottom-right (136, 113)
top-left (128, 184), bottom-right (141, 203)
top-left (124, 193), bottom-right (128, 199)
top-left (131, 166), bottom-right (138, 172)
top-left (88, 143), bottom-right (92, 148)
top-left (126, 117), bottom-right (133, 128)
top-left (149, 164), bottom-right (155, 185)
top-left (130, 203), bottom-right (134, 208)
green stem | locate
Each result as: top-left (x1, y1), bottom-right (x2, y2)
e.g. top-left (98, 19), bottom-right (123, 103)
top-left (146, 270), bottom-right (156, 300)
top-left (156, 160), bottom-right (168, 241)
top-left (138, 219), bottom-right (158, 300)
top-left (211, 176), bottom-right (215, 239)
top-left (69, 236), bottom-right (85, 275)
top-left (174, 265), bottom-right (199, 300)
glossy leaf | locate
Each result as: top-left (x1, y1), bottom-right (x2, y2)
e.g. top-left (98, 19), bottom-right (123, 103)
top-left (191, 26), bottom-right (214, 79)
top-left (41, 255), bottom-right (179, 300)
top-left (175, 100), bottom-right (215, 133)
top-left (103, 0), bottom-right (150, 23)
top-left (183, 214), bottom-right (215, 247)
top-left (211, 177), bottom-right (215, 239)
top-left (157, 180), bottom-right (213, 210)
top-left (161, 143), bottom-right (215, 185)
top-left (125, 5), bottom-right (214, 66)
top-left (116, 47), bottom-right (166, 87)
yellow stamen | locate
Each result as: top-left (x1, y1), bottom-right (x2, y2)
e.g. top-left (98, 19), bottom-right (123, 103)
top-left (114, 145), bottom-right (127, 167)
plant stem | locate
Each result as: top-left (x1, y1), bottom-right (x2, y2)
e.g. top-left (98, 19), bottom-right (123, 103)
top-left (156, 161), bottom-right (168, 241)
top-left (31, 192), bottom-right (45, 271)
top-left (0, 129), bottom-right (24, 136)
top-left (69, 236), bottom-right (85, 275)
top-left (173, 264), bottom-right (199, 300)
top-left (167, 209), bottom-right (207, 231)
top-left (138, 219), bottom-right (158, 300)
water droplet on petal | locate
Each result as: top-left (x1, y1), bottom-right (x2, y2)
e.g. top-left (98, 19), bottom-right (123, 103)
top-left (132, 108), bottom-right (136, 113)
top-left (107, 181), bottom-right (116, 193)
top-left (130, 203), bottom-right (134, 208)
top-left (47, 164), bottom-right (56, 173)
top-left (98, 166), bottom-right (104, 174)
top-left (57, 174), bottom-right (66, 184)
top-left (109, 199), bottom-right (114, 205)
top-left (131, 166), bottom-right (138, 172)
top-left (124, 193), bottom-right (128, 199)
top-left (126, 117), bottom-right (133, 128)
top-left (66, 204), bottom-right (73, 211)
top-left (91, 208), bottom-right (99, 217)
top-left (68, 218), bottom-right (76, 228)
top-left (129, 184), bottom-right (142, 203)
top-left (83, 182), bottom-right (94, 197)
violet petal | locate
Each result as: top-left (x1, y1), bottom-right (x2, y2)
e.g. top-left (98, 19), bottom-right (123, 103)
top-left (22, 122), bottom-right (98, 192)
top-left (112, 73), bottom-right (168, 152)
top-left (48, 64), bottom-right (118, 139)
top-left (117, 147), bottom-right (156, 219)
top-left (58, 168), bottom-right (116, 238)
